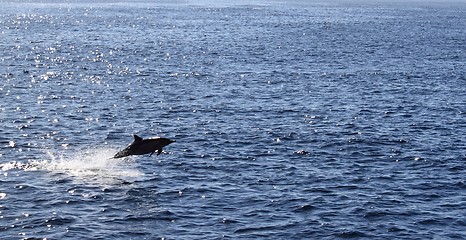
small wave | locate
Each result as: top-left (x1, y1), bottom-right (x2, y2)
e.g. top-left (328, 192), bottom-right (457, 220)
top-left (294, 204), bottom-right (317, 213)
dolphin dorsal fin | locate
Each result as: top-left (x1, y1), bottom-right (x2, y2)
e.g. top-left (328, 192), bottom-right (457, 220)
top-left (133, 135), bottom-right (143, 142)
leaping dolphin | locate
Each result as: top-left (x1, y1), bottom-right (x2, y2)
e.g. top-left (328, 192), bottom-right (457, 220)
top-left (114, 135), bottom-right (175, 158)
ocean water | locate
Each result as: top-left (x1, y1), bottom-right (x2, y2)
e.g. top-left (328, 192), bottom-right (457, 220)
top-left (1, 0), bottom-right (465, 239)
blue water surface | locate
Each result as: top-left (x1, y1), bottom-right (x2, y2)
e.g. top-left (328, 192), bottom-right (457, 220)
top-left (1, 1), bottom-right (465, 239)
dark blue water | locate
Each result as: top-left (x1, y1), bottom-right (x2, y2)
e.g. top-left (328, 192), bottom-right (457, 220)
top-left (1, 1), bottom-right (465, 239)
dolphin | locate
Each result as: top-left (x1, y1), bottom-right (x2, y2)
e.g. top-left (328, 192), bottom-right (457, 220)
top-left (114, 135), bottom-right (175, 158)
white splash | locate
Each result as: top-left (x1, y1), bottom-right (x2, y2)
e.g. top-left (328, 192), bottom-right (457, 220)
top-left (1, 147), bottom-right (143, 184)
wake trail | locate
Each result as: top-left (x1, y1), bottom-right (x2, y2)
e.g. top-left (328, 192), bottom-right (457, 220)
top-left (0, 146), bottom-right (143, 184)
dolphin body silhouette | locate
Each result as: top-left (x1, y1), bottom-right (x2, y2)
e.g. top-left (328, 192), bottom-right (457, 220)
top-left (114, 135), bottom-right (175, 158)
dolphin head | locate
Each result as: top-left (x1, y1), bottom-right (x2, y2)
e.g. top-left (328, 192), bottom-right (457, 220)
top-left (158, 138), bottom-right (176, 147)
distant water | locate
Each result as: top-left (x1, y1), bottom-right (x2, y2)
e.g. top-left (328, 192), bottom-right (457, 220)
top-left (1, 1), bottom-right (465, 239)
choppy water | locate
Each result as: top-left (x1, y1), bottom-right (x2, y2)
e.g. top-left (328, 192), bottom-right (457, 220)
top-left (1, 1), bottom-right (466, 239)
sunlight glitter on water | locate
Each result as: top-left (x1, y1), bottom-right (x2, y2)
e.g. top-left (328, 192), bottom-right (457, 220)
top-left (0, 2), bottom-right (465, 239)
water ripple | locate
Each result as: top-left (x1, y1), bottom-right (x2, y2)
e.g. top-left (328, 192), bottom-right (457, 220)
top-left (1, 1), bottom-right (466, 239)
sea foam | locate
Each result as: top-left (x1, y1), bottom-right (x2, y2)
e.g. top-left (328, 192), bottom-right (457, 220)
top-left (1, 147), bottom-right (143, 184)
